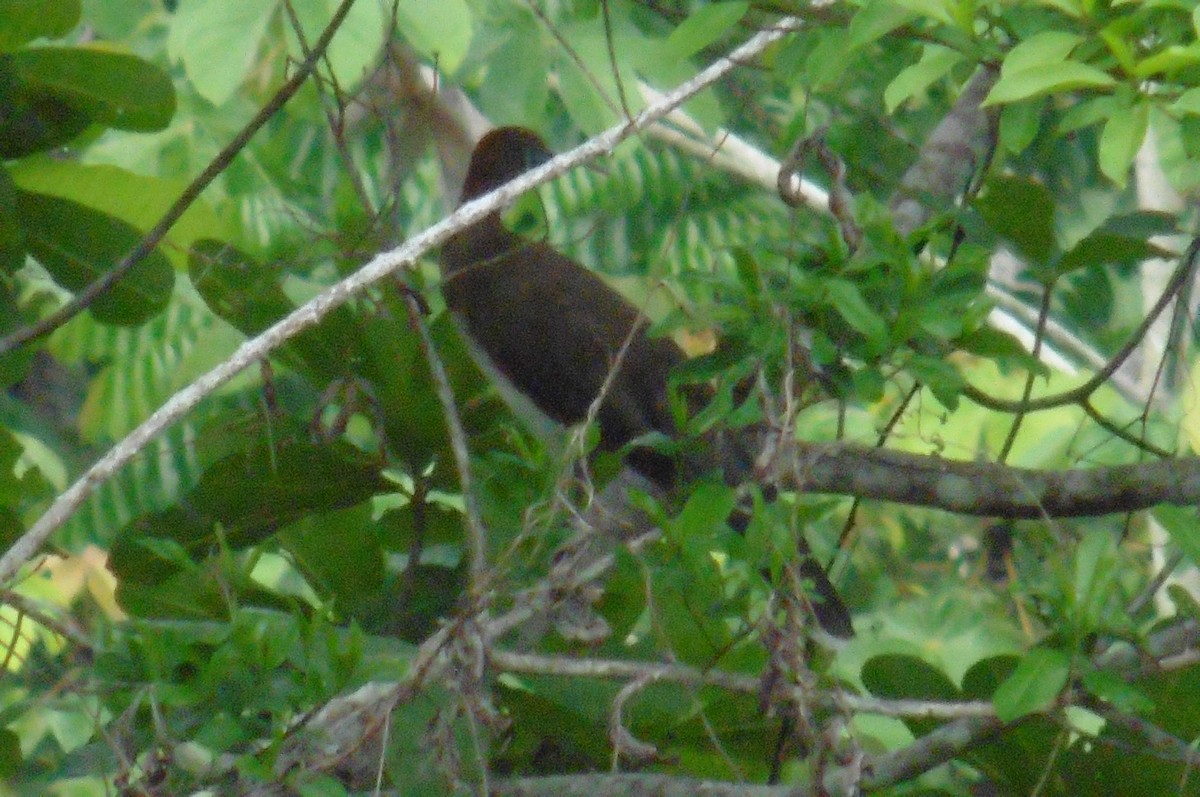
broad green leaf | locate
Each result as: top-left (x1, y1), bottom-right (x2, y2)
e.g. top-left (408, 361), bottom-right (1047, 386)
top-left (0, 55), bottom-right (90, 157)
top-left (190, 438), bottom-right (388, 548)
top-left (671, 482), bottom-right (738, 545)
top-left (998, 98), bottom-right (1043, 155)
top-left (8, 46), bottom-right (174, 131)
top-left (961, 654), bottom-right (1019, 699)
top-left (78, 0), bottom-right (154, 40)
top-left (187, 239), bottom-right (358, 381)
top-left (661, 2), bottom-right (747, 61)
top-left (894, 0), bottom-right (956, 25)
top-left (1153, 506), bottom-right (1200, 569)
top-left (394, 0), bottom-right (472, 75)
top-left (1080, 667), bottom-right (1153, 713)
top-left (908, 353), bottom-right (963, 410)
top-left (1000, 30), bottom-right (1083, 74)
top-left (862, 653), bottom-right (959, 736)
top-left (975, 175), bottom-right (1057, 266)
top-left (1098, 97), bottom-right (1149, 186)
top-left (167, 0), bottom-right (276, 106)
top-left (0, 728), bottom-right (20, 778)
top-left (480, 20), bottom-right (549, 124)
top-left (993, 647), bottom-right (1071, 722)
top-left (10, 159), bottom-right (226, 266)
top-left (0, 0), bottom-right (79, 51)
top-left (1135, 43), bottom-right (1200, 78)
top-left (279, 503), bottom-right (385, 617)
top-left (956, 327), bottom-right (1034, 362)
top-left (1171, 87), bottom-right (1200, 116)
top-left (1056, 95), bottom-right (1114, 134)
top-left (1167, 583), bottom-right (1200, 624)
top-left (1152, 106), bottom-right (1200, 192)
top-left (826, 278), bottom-right (888, 349)
top-left (1058, 231), bottom-right (1171, 275)
top-left (558, 16), bottom-right (646, 133)
top-left (15, 190), bottom-right (174, 325)
top-left (985, 62), bottom-right (1115, 106)
top-left (286, 0), bottom-right (387, 89)
top-left (884, 44), bottom-right (964, 112)
top-left (1071, 531), bottom-right (1116, 633)
top-left (847, 0), bottom-right (916, 49)
top-left (0, 165), bottom-right (23, 272)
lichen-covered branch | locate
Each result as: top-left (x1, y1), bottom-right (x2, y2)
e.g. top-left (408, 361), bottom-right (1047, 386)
top-left (786, 441), bottom-right (1200, 518)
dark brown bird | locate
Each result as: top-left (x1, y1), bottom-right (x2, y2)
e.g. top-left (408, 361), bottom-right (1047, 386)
top-left (440, 126), bottom-right (853, 637)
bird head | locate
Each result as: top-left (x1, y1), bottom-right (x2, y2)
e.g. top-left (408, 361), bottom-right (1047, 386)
top-left (459, 127), bottom-right (554, 205)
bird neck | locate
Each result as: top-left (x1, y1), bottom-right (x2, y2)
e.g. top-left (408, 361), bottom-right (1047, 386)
top-left (441, 211), bottom-right (524, 278)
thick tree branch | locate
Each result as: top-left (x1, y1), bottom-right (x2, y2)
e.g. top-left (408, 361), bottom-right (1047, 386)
top-left (784, 441), bottom-right (1200, 518)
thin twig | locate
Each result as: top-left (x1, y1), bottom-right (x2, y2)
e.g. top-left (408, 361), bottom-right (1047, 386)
top-left (965, 239), bottom-right (1200, 415)
top-left (997, 282), bottom-right (1054, 462)
top-left (402, 289), bottom-right (489, 596)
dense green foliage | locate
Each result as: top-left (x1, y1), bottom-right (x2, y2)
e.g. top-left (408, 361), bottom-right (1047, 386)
top-left (3, 0), bottom-right (1200, 794)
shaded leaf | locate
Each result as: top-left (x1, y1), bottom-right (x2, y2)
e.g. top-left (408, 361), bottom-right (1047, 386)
top-left (0, 0), bottom-right (80, 51)
top-left (8, 45), bottom-right (174, 131)
top-left (975, 176), bottom-right (1056, 266)
top-left (985, 61), bottom-right (1115, 106)
top-left (16, 189), bottom-right (174, 324)
top-left (992, 647), bottom-right (1070, 722)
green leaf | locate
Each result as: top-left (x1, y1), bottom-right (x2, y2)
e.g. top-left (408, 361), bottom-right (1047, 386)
top-left (1000, 30), bottom-right (1084, 74)
top-left (993, 647), bottom-right (1071, 722)
top-left (661, 2), bottom-right (747, 62)
top-left (8, 46), bottom-right (174, 131)
top-left (1153, 506), bottom-right (1200, 569)
top-left (884, 44), bottom-right (963, 112)
top-left (0, 0), bottom-right (79, 51)
top-left (11, 159), bottom-right (226, 266)
top-left (15, 190), bottom-right (174, 325)
top-left (998, 98), bottom-right (1044, 155)
top-left (862, 653), bottom-right (959, 735)
top-left (0, 54), bottom-right (90, 157)
top-left (847, 0), bottom-right (917, 50)
top-left (908, 353), bottom-right (963, 410)
top-left (975, 175), bottom-right (1057, 266)
top-left (1058, 231), bottom-right (1171, 276)
top-left (393, 0), bottom-right (473, 75)
top-left (956, 327), bottom-right (1039, 365)
top-left (1171, 87), bottom-right (1200, 116)
top-left (673, 482), bottom-right (738, 542)
top-left (1071, 531), bottom-right (1117, 633)
top-left (0, 728), bottom-right (20, 777)
top-left (167, 0), bottom-right (276, 106)
top-left (1098, 97), bottom-right (1149, 186)
top-left (188, 239), bottom-right (359, 380)
top-left (1057, 95), bottom-right (1115, 134)
top-left (285, 0), bottom-right (387, 88)
top-left (279, 503), bottom-right (385, 617)
top-left (557, 16), bottom-right (646, 133)
top-left (1134, 43), bottom-right (1200, 78)
top-left (0, 165), bottom-right (23, 272)
top-left (985, 62), bottom-right (1115, 106)
top-left (1080, 667), bottom-right (1153, 713)
top-left (826, 278), bottom-right (888, 350)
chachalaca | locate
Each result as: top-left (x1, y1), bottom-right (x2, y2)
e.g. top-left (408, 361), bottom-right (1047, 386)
top-left (440, 126), bottom-right (853, 638)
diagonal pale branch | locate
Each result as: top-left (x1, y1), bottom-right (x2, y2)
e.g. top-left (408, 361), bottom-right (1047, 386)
top-left (0, 16), bottom-right (805, 585)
